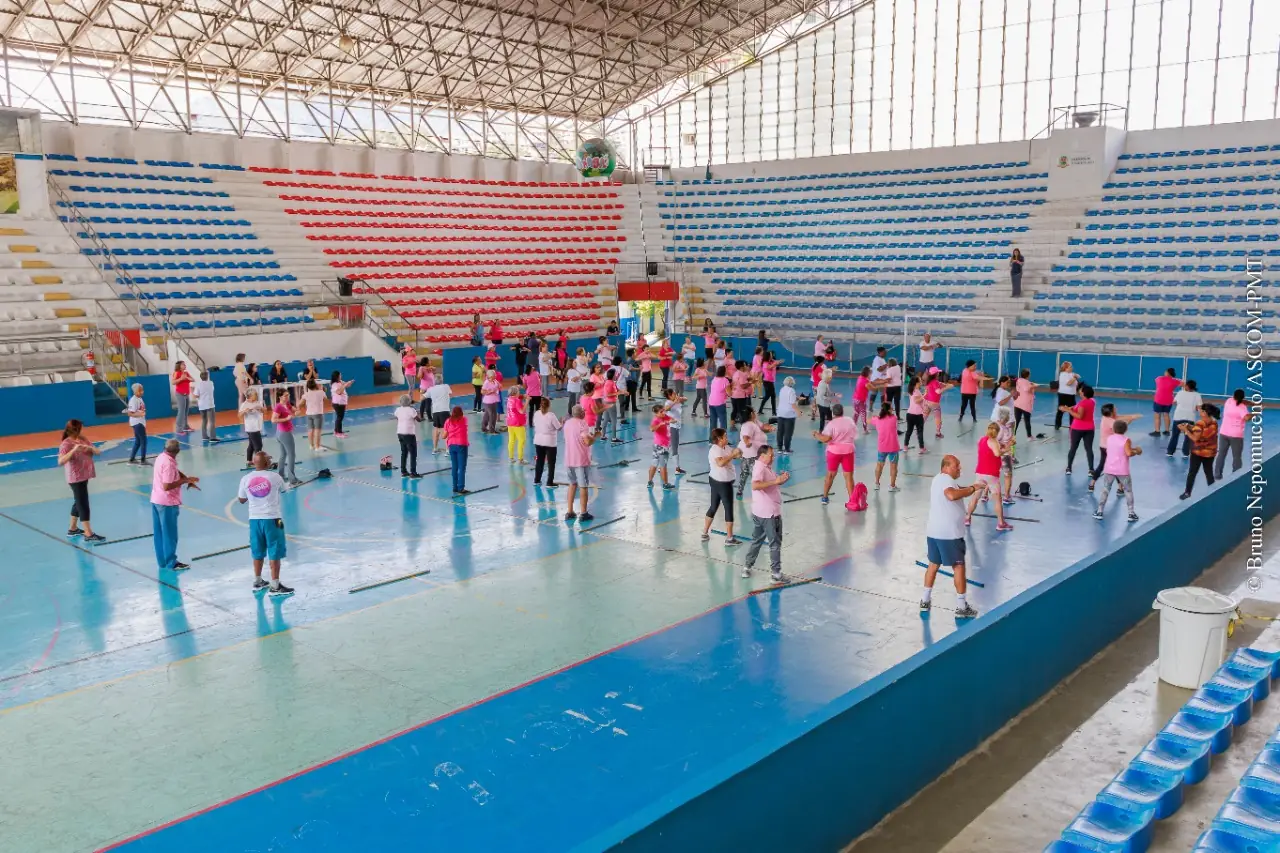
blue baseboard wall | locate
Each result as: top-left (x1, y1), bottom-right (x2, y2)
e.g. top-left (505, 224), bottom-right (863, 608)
top-left (609, 452), bottom-right (1280, 853)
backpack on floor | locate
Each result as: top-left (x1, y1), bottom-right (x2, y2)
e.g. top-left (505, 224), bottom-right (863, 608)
top-left (379, 455), bottom-right (393, 472)
top-left (797, 394), bottom-right (811, 406)
top-left (317, 468), bottom-right (332, 479)
top-left (846, 482), bottom-right (869, 512)
top-left (1018, 481), bottom-right (1032, 497)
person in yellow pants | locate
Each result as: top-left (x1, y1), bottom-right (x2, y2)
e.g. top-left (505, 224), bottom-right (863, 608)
top-left (506, 385), bottom-right (528, 464)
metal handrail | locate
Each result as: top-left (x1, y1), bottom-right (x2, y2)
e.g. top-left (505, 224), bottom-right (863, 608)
top-left (46, 176), bottom-right (206, 373)
top-left (89, 299), bottom-right (147, 404)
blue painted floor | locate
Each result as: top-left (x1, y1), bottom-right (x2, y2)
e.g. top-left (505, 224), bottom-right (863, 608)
top-left (0, 377), bottom-right (1252, 852)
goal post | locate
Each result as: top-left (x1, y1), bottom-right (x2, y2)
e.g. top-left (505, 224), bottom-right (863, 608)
top-left (903, 313), bottom-right (1007, 381)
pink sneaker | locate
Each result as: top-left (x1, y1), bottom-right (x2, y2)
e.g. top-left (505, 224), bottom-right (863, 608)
top-left (963, 515), bottom-right (972, 527)
top-left (996, 522), bottom-right (1014, 532)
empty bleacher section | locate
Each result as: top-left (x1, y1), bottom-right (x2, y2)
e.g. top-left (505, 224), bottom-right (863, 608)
top-left (648, 153), bottom-right (1051, 348)
top-left (1021, 144), bottom-right (1280, 356)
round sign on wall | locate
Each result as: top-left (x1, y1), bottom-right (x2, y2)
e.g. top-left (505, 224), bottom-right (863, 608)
top-left (576, 138), bottom-right (617, 178)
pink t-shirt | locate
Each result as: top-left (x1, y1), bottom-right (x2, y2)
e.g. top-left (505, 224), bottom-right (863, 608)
top-left (854, 375), bottom-right (870, 402)
top-left (652, 415), bottom-right (671, 448)
top-left (1154, 375), bottom-right (1181, 406)
top-left (762, 362), bottom-right (777, 382)
top-left (150, 452), bottom-right (183, 506)
top-left (418, 371), bottom-right (434, 393)
top-left (672, 360), bottom-right (688, 380)
top-left (703, 333), bottom-right (716, 349)
top-left (60, 438), bottom-right (96, 484)
top-left (873, 415), bottom-right (900, 453)
top-left (563, 418), bottom-right (592, 467)
top-left (695, 368), bottom-right (708, 390)
top-left (960, 368), bottom-right (979, 395)
top-left (823, 416), bottom-right (857, 455)
top-left (602, 379), bottom-right (618, 405)
top-left (584, 396), bottom-right (599, 428)
top-left (925, 380), bottom-right (942, 403)
top-left (506, 395), bottom-right (526, 427)
top-left (1221, 399), bottom-right (1248, 438)
top-left (751, 460), bottom-right (782, 518)
top-left (751, 355), bottom-right (763, 374)
top-left (1071, 397), bottom-right (1096, 430)
top-left (738, 420), bottom-right (766, 458)
top-left (1098, 416), bottom-right (1115, 442)
top-left (445, 417), bottom-right (469, 446)
top-left (1015, 377), bottom-right (1035, 412)
top-left (709, 376), bottom-right (729, 406)
top-left (813, 339), bottom-right (825, 356)
top-left (523, 372), bottom-right (542, 397)
top-left (731, 373), bottom-right (750, 399)
top-left (811, 363), bottom-right (823, 387)
top-left (482, 378), bottom-right (501, 404)
top-left (1104, 433), bottom-right (1131, 476)
top-left (908, 391), bottom-right (925, 416)
top-left (273, 403), bottom-right (294, 432)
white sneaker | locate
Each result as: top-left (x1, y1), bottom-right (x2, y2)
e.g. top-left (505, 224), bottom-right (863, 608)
top-left (740, 567), bottom-right (751, 578)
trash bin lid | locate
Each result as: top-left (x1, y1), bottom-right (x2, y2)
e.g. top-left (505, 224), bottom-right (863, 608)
top-left (1154, 586), bottom-right (1237, 615)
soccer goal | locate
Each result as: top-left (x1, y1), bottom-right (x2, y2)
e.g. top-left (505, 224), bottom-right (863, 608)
top-left (903, 313), bottom-right (1007, 380)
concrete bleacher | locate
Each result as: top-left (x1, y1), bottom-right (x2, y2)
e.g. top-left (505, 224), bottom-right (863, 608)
top-left (1018, 144), bottom-right (1280, 356)
top-left (648, 158), bottom-right (1049, 348)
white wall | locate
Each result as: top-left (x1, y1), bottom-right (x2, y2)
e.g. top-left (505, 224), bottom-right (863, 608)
top-left (187, 328), bottom-right (396, 372)
top-left (13, 155), bottom-right (49, 215)
top-left (1119, 117), bottom-right (1280, 154)
top-left (39, 122), bottom-right (596, 184)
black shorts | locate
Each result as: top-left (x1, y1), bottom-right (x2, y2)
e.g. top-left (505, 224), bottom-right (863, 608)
top-left (431, 412), bottom-right (448, 429)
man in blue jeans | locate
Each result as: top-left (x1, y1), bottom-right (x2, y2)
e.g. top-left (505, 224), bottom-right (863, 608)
top-left (237, 450), bottom-right (294, 597)
top-left (150, 438), bottom-right (198, 571)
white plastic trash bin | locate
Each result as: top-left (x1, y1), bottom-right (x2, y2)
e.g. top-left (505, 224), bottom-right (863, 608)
top-left (1152, 587), bottom-right (1238, 689)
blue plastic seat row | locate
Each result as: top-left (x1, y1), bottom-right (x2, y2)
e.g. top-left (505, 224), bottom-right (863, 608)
top-left (44, 153), bottom-right (78, 162)
top-left (1087, 218), bottom-right (1280, 231)
top-left (109, 260), bottom-right (281, 271)
top-left (666, 213), bottom-right (1033, 231)
top-left (1106, 174), bottom-right (1280, 190)
top-left (1103, 187), bottom-right (1280, 203)
top-left (1054, 262), bottom-right (1262, 274)
top-left (56, 200), bottom-right (236, 213)
top-left (51, 169), bottom-right (213, 184)
top-left (662, 173), bottom-right (1048, 198)
top-left (85, 156), bottom-right (138, 165)
top-left (713, 277), bottom-right (994, 287)
top-left (67, 184), bottom-right (229, 198)
top-left (1018, 331), bottom-right (1220, 347)
top-left (678, 239), bottom-right (1011, 251)
top-left (665, 199), bottom-right (1047, 222)
top-left (1088, 203), bottom-right (1279, 217)
top-left (141, 316), bottom-right (317, 332)
top-left (122, 288), bottom-right (305, 300)
top-left (144, 160), bottom-right (195, 168)
top-left (200, 163), bottom-right (246, 171)
top-left (1046, 278), bottom-right (1253, 289)
top-left (129, 274), bottom-right (298, 285)
top-left (1194, 718), bottom-right (1280, 850)
top-left (1072, 235), bottom-right (1277, 246)
top-left (83, 234), bottom-right (259, 245)
top-left (1040, 296), bottom-right (1242, 308)
top-left (84, 247), bottom-right (271, 258)
top-left (1118, 144), bottom-right (1280, 160)
top-left (141, 303), bottom-right (310, 317)
top-left (722, 290), bottom-right (973, 301)
top-left (1025, 317), bottom-right (1277, 333)
top-left (1048, 649), bottom-right (1280, 853)
top-left (1117, 156), bottom-right (1280, 174)
top-left (1068, 249), bottom-right (1280, 259)
top-left (654, 161), bottom-right (1031, 187)
top-left (664, 186), bottom-right (1048, 204)
top-left (688, 253), bottom-right (1005, 263)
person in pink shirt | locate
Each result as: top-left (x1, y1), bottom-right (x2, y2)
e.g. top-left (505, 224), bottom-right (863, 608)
top-left (1093, 420), bottom-right (1142, 522)
top-left (1216, 388), bottom-right (1248, 478)
top-left (958, 360), bottom-right (988, 423)
top-left (480, 370), bottom-right (502, 434)
top-left (59, 418), bottom-right (106, 543)
top-left (729, 361), bottom-right (752, 427)
top-left (638, 345), bottom-right (654, 400)
top-left (735, 409), bottom-right (775, 499)
top-left (703, 329), bottom-right (718, 359)
top-left (852, 366), bottom-right (888, 432)
top-left (809, 357), bottom-right (825, 421)
top-left (415, 361), bottom-right (435, 422)
top-left (658, 341), bottom-right (675, 391)
top-left (1089, 404), bottom-right (1142, 490)
top-left (813, 403), bottom-right (858, 507)
top-left (671, 357), bottom-right (689, 397)
top-left (692, 359), bottom-right (709, 417)
top-left (581, 381), bottom-right (601, 432)
top-left (904, 376), bottom-right (929, 454)
top-left (708, 365), bottom-right (729, 432)
top-left (1061, 384), bottom-right (1097, 475)
top-left (1013, 368), bottom-right (1037, 438)
top-left (647, 405), bottom-right (677, 490)
top-left (870, 402), bottom-right (901, 491)
top-left (562, 403), bottom-right (598, 522)
top-left (924, 367), bottom-right (954, 438)
top-left (445, 406), bottom-right (470, 494)
top-left (758, 352), bottom-right (778, 416)
top-left (522, 364), bottom-right (543, 413)
top-left (506, 385), bottom-right (528, 464)
top-left (742, 444), bottom-right (789, 584)
top-left (150, 438), bottom-right (199, 571)
top-left (968, 422), bottom-right (1013, 531)
top-left (813, 335), bottom-right (826, 358)
top-left (1151, 367), bottom-right (1182, 437)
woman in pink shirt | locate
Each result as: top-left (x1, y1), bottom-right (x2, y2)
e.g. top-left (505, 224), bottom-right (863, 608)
top-left (480, 370), bottom-right (502, 434)
top-left (638, 345), bottom-right (654, 400)
top-left (1061, 384), bottom-right (1097, 475)
top-left (1216, 388), bottom-right (1248, 478)
top-left (904, 376), bottom-right (928, 453)
top-left (1094, 420), bottom-right (1142, 522)
top-left (59, 418), bottom-right (106, 542)
top-left (708, 366), bottom-right (729, 432)
top-left (415, 362), bottom-right (434, 422)
top-left (735, 409), bottom-right (774, 499)
top-left (729, 361), bottom-right (752, 428)
top-left (924, 368), bottom-right (954, 438)
top-left (703, 330), bottom-right (718, 359)
top-left (445, 406), bottom-right (470, 494)
top-left (692, 359), bottom-right (709, 417)
top-left (813, 403), bottom-right (858, 507)
top-left (658, 342), bottom-right (675, 391)
top-left (522, 364), bottom-right (543, 413)
top-left (958, 360), bottom-right (986, 423)
top-left (870, 402), bottom-right (900, 491)
top-left (506, 385), bottom-right (528, 464)
top-left (742, 444), bottom-right (789, 584)
top-left (1013, 368), bottom-right (1036, 438)
top-left (852, 366), bottom-right (886, 433)
top-left (758, 353), bottom-right (778, 416)
top-left (969, 422), bottom-right (1014, 531)
top-left (671, 357), bottom-right (688, 397)
top-left (1151, 367), bottom-right (1182, 436)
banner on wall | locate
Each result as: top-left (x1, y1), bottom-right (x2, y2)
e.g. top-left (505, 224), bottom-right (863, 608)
top-left (0, 154), bottom-right (17, 214)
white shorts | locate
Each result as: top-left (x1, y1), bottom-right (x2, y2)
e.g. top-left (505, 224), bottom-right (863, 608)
top-left (977, 473), bottom-right (1003, 493)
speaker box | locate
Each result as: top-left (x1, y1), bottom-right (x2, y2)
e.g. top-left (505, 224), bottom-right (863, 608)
top-left (646, 261), bottom-right (658, 277)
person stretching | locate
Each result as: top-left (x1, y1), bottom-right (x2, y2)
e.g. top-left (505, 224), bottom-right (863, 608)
top-left (904, 376), bottom-right (929, 454)
top-left (427, 379), bottom-right (452, 454)
top-left (871, 402), bottom-right (900, 491)
top-left (958, 360), bottom-right (987, 422)
top-left (921, 454), bottom-right (983, 618)
top-left (736, 409), bottom-right (774, 500)
top-left (741, 444), bottom-right (789, 584)
top-left (445, 406), bottom-right (470, 494)
top-left (532, 398), bottom-right (562, 487)
top-left (59, 419), bottom-right (106, 543)
top-left (703, 427), bottom-right (742, 545)
top-left (813, 403), bottom-right (858, 508)
top-left (1013, 369), bottom-right (1036, 438)
top-left (394, 394), bottom-right (422, 478)
top-left (1093, 421), bottom-right (1142, 523)
top-left (562, 404), bottom-right (597, 522)
top-left (1179, 404), bottom-right (1220, 500)
top-left (506, 385), bottom-right (528, 465)
top-left (924, 367), bottom-right (954, 438)
top-left (1216, 389), bottom-right (1248, 478)
top-left (239, 387), bottom-right (266, 469)
top-left (647, 404), bottom-right (677, 490)
top-left (237, 450), bottom-right (293, 597)
top-left (1054, 361), bottom-right (1081, 430)
top-left (1089, 404), bottom-right (1141, 491)
top-left (1169, 379), bottom-right (1203, 457)
top-left (126, 383), bottom-right (148, 465)
top-left (966, 423), bottom-right (1013, 532)
top-left (1061, 384), bottom-right (1097, 475)
top-left (1151, 366), bottom-right (1182, 437)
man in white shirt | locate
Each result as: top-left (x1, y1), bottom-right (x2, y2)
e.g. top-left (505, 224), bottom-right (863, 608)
top-left (884, 359), bottom-right (904, 420)
top-left (566, 363), bottom-right (585, 412)
top-left (237, 451), bottom-right (293, 597)
top-left (127, 382), bottom-right (148, 465)
top-left (921, 454), bottom-right (985, 618)
top-left (870, 346), bottom-right (888, 408)
top-left (427, 381), bottom-right (453, 453)
top-left (918, 333), bottom-right (940, 374)
top-left (1169, 379), bottom-right (1204, 457)
top-left (195, 371), bottom-right (218, 443)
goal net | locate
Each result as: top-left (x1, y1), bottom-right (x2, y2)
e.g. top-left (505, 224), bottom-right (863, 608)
top-left (902, 313), bottom-right (1007, 382)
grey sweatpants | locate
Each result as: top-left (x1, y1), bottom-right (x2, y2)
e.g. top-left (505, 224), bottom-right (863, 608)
top-left (1095, 473), bottom-right (1134, 514)
top-left (1215, 435), bottom-right (1244, 479)
top-left (745, 514), bottom-right (783, 576)
top-left (200, 408), bottom-right (216, 440)
top-left (175, 394), bottom-right (190, 432)
top-left (276, 430), bottom-right (297, 482)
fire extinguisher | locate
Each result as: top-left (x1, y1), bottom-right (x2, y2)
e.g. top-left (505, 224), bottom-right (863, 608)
top-left (83, 350), bottom-right (97, 376)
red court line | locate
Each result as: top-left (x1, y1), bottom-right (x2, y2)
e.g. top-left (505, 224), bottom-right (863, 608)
top-left (3, 592), bottom-right (61, 702)
top-left (97, 588), bottom-right (759, 852)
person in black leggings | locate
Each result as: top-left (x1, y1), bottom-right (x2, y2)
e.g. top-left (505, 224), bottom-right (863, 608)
top-left (757, 352), bottom-right (777, 415)
top-left (1180, 405), bottom-right (1220, 500)
top-left (1013, 369), bottom-right (1035, 438)
top-left (903, 376), bottom-right (927, 451)
top-left (1062, 385), bottom-right (1097, 474)
top-left (701, 428), bottom-right (743, 545)
top-left (59, 418), bottom-right (106, 543)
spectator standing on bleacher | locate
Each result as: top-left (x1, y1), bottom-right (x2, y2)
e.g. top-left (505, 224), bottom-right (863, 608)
top-left (488, 320), bottom-right (504, 345)
top-left (1010, 249), bottom-right (1025, 298)
top-left (172, 361), bottom-right (194, 434)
